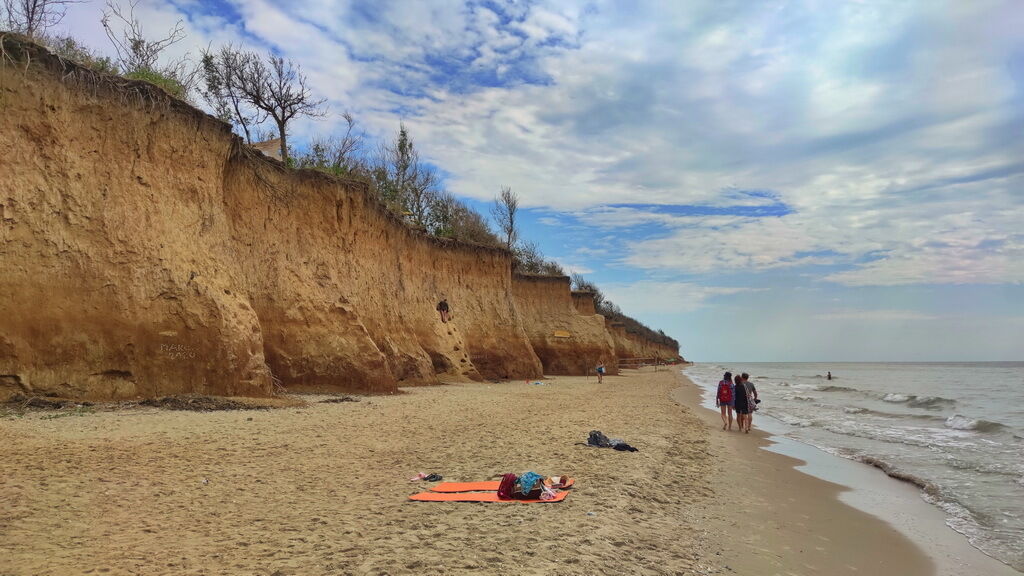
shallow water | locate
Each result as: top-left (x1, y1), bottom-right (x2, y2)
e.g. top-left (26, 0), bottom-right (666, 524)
top-left (684, 362), bottom-right (1024, 571)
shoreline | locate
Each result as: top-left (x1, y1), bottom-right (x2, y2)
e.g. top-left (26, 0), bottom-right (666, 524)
top-left (675, 370), bottom-right (1022, 576)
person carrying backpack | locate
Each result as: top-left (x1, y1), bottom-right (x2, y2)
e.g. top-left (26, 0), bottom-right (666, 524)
top-left (716, 371), bottom-right (735, 431)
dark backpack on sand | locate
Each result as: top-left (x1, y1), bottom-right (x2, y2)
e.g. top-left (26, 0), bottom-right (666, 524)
top-left (588, 430), bottom-right (612, 448)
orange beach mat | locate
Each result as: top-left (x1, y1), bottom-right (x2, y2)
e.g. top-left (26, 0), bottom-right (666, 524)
top-left (409, 491), bottom-right (568, 503)
top-left (430, 478), bottom-right (575, 493)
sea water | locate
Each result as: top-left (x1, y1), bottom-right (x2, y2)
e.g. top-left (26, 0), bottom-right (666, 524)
top-left (683, 362), bottom-right (1024, 571)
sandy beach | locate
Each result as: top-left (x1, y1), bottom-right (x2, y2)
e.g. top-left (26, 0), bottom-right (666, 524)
top-left (1, 368), bottom-right (1013, 575)
top-left (2, 370), bottom-right (712, 575)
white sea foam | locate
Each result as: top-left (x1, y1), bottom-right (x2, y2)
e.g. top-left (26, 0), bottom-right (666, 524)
top-left (775, 413), bottom-right (813, 427)
top-left (883, 393), bottom-right (911, 403)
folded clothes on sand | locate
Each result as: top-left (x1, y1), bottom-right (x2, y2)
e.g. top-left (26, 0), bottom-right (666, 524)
top-left (409, 472), bottom-right (443, 482)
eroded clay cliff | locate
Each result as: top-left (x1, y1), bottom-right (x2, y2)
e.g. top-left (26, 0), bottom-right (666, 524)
top-left (512, 275), bottom-right (617, 376)
top-left (0, 36), bottom-right (681, 401)
top-left (0, 36), bottom-right (541, 400)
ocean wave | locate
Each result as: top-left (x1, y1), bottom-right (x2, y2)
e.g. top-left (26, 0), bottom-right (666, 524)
top-left (858, 456), bottom-right (941, 496)
top-left (908, 395), bottom-right (956, 409)
top-left (821, 422), bottom-right (969, 449)
top-left (775, 413), bottom-right (813, 427)
top-left (882, 393), bottom-right (912, 403)
top-left (814, 385), bottom-right (857, 393)
top-left (945, 414), bottom-right (1006, 433)
top-left (846, 406), bottom-right (944, 421)
top-left (943, 455), bottom-right (1024, 477)
top-left (792, 395), bottom-right (816, 402)
top-left (879, 393), bottom-right (956, 409)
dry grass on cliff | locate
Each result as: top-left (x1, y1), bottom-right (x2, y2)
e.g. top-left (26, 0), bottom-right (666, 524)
top-left (0, 369), bottom-right (715, 576)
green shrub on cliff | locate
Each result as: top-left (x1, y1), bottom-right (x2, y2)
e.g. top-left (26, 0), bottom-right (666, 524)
top-left (44, 35), bottom-right (118, 74)
top-left (124, 69), bottom-right (188, 99)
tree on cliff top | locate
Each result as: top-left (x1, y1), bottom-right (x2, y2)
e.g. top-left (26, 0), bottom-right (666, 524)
top-left (296, 113), bottom-right (368, 178)
top-left (491, 186), bottom-right (519, 251)
top-left (430, 192), bottom-right (502, 247)
top-left (571, 273), bottom-right (607, 310)
top-left (231, 51), bottom-right (328, 164)
top-left (370, 123), bottom-right (440, 228)
top-left (199, 45), bottom-right (268, 145)
top-left (514, 241), bottom-right (564, 275)
top-left (101, 0), bottom-right (199, 100)
top-left (2, 0), bottom-right (78, 38)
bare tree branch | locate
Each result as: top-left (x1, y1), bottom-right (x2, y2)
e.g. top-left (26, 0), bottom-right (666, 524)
top-left (490, 186), bottom-right (519, 251)
top-left (199, 44), bottom-right (267, 143)
top-left (3, 0), bottom-right (80, 38)
top-left (230, 51), bottom-right (327, 163)
top-left (100, 0), bottom-right (198, 98)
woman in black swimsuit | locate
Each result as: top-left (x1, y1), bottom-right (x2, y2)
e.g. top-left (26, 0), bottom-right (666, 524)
top-left (732, 374), bottom-right (750, 433)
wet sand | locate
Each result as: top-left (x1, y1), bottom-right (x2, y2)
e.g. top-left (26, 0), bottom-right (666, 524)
top-left (676, 372), bottom-right (1022, 576)
top-left (675, 378), bottom-right (933, 575)
top-left (0, 368), bottom-right (979, 575)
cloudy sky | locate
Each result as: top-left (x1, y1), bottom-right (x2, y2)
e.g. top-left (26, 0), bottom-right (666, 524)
top-left (57, 0), bottom-right (1023, 361)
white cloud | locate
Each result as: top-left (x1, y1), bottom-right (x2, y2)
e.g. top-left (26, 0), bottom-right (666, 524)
top-left (51, 0), bottom-right (1024, 289)
top-left (812, 310), bottom-right (938, 321)
top-left (555, 261), bottom-right (593, 275)
top-left (602, 281), bottom-right (760, 314)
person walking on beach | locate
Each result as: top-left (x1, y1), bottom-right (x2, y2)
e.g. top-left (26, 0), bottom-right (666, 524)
top-left (436, 298), bottom-right (450, 323)
top-left (741, 373), bottom-right (758, 433)
top-left (733, 374), bottom-right (751, 433)
top-left (596, 359), bottom-right (606, 383)
top-left (716, 372), bottom-right (735, 430)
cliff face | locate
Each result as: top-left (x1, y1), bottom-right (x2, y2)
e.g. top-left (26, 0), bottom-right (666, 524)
top-left (0, 37), bottom-right (542, 401)
top-left (222, 166), bottom-right (542, 392)
top-left (511, 275), bottom-right (617, 376)
top-left (571, 291), bottom-right (597, 315)
top-left (606, 321), bottom-right (679, 362)
top-left (0, 52), bottom-right (272, 400)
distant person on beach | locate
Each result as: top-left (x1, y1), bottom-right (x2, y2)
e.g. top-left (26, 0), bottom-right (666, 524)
top-left (436, 299), bottom-right (450, 323)
top-left (716, 372), bottom-right (735, 430)
top-left (733, 374), bottom-right (751, 433)
top-left (742, 373), bottom-right (758, 433)
top-left (596, 359), bottom-right (606, 383)
top-left (827, 371), bottom-right (832, 380)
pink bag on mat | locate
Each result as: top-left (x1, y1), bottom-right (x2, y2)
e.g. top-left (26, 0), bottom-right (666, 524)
top-left (496, 473), bottom-right (518, 500)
